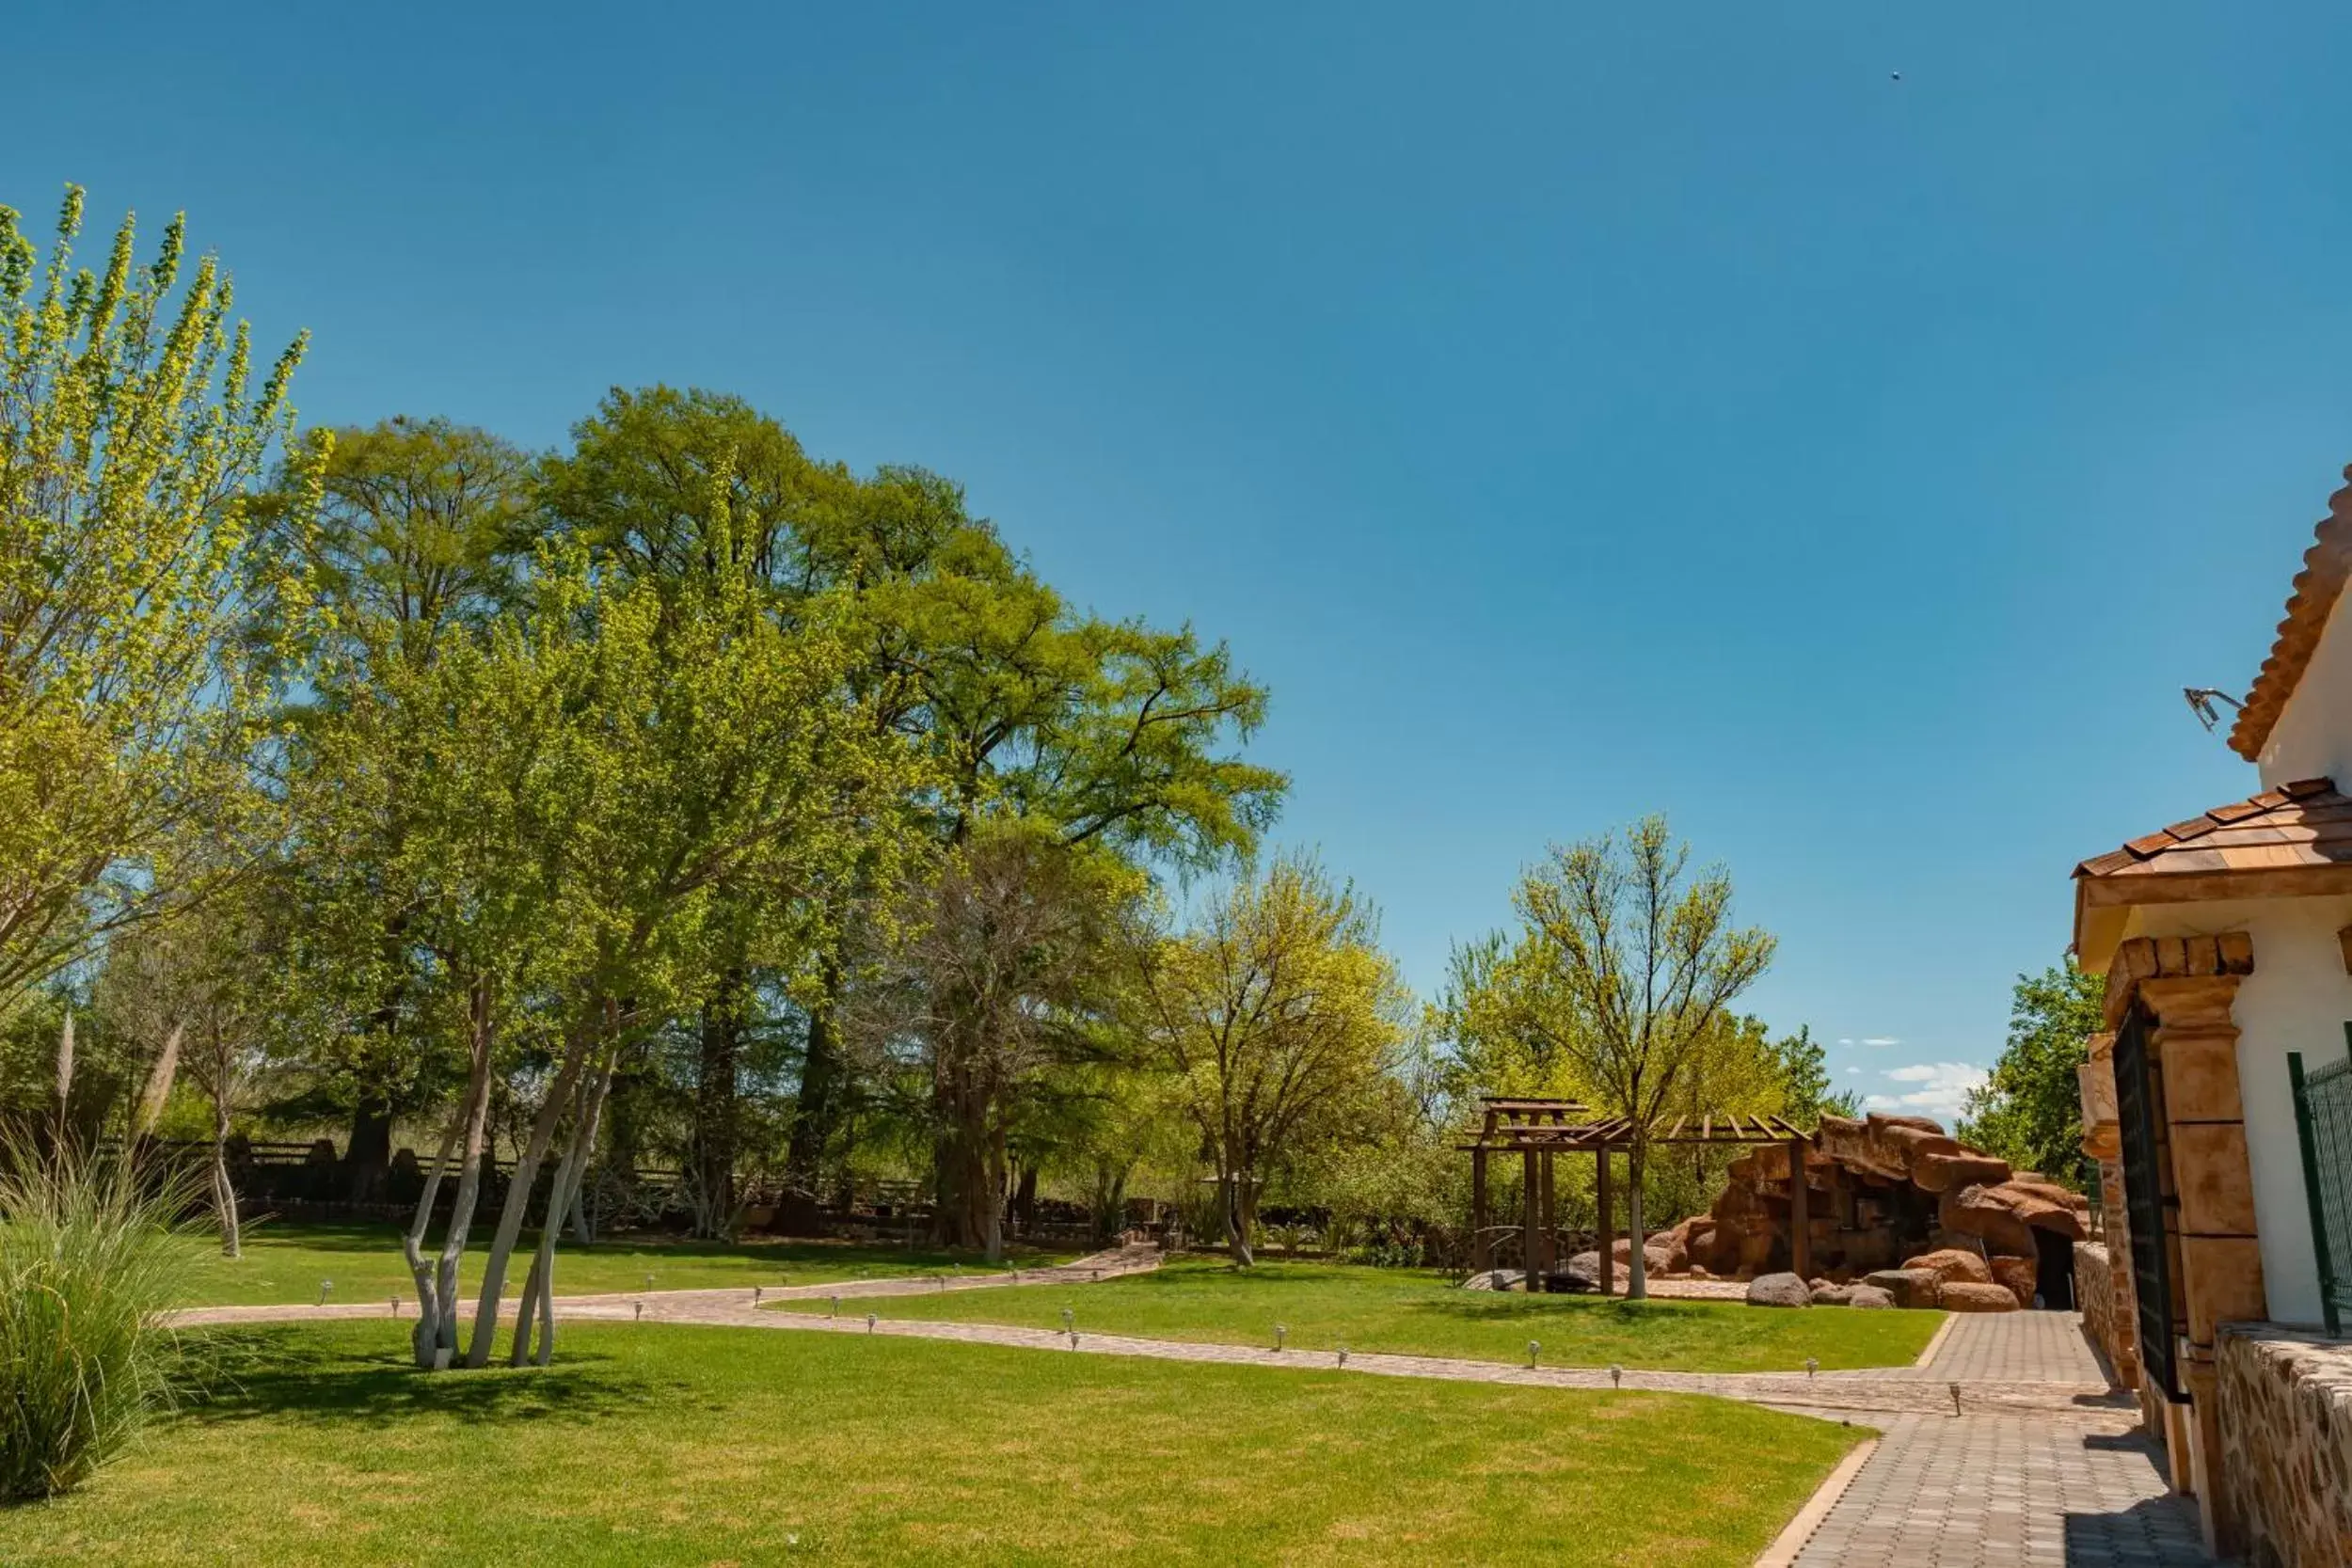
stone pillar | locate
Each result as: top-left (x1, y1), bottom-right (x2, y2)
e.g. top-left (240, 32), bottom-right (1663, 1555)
top-left (2077, 1030), bottom-right (2141, 1392)
top-left (2135, 946), bottom-right (2265, 1562)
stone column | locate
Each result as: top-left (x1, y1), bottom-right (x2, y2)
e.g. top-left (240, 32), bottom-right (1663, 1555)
top-left (2137, 949), bottom-right (2265, 1561)
top-left (2077, 1030), bottom-right (2142, 1393)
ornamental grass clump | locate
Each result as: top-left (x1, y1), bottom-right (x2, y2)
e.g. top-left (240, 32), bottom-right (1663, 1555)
top-left (0, 1145), bottom-right (203, 1500)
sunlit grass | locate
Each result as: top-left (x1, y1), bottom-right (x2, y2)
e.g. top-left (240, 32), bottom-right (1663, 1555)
top-left (777, 1257), bottom-right (1941, 1372)
top-left (0, 1322), bottom-right (1859, 1565)
top-left (177, 1219), bottom-right (1074, 1307)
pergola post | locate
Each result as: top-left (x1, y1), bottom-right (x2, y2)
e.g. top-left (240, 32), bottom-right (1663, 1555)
top-left (1521, 1149), bottom-right (1540, 1290)
top-left (1596, 1148), bottom-right (1613, 1297)
top-left (1787, 1134), bottom-right (1811, 1283)
top-left (1537, 1150), bottom-right (1555, 1275)
top-left (1470, 1147), bottom-right (1489, 1273)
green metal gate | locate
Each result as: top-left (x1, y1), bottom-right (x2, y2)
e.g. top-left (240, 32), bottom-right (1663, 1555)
top-left (2288, 1025), bottom-right (2352, 1338)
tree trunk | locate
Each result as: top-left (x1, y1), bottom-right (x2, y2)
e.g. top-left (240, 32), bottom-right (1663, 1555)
top-left (465, 1003), bottom-right (596, 1368)
top-left (689, 970), bottom-right (746, 1241)
top-left (412, 977), bottom-right (496, 1369)
top-left (403, 1112), bottom-right (463, 1368)
top-left (514, 1047), bottom-right (616, 1367)
top-left (930, 1063), bottom-right (994, 1252)
top-left (1012, 1164), bottom-right (1039, 1230)
top-left (982, 1125), bottom-right (1009, 1263)
top-left (1222, 1171), bottom-right (1254, 1267)
top-left (345, 1094), bottom-right (396, 1203)
top-left (210, 1080), bottom-right (241, 1259)
top-left (1626, 1140), bottom-right (1649, 1302)
top-left (785, 952), bottom-right (846, 1198)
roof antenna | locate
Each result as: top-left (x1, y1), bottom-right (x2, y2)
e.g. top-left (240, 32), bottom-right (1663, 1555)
top-left (2184, 687), bottom-right (2243, 732)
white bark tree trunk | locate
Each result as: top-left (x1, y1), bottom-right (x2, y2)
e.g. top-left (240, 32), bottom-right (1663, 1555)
top-left (514, 1051), bottom-right (615, 1367)
top-left (210, 1077), bottom-right (241, 1259)
top-left (465, 1008), bottom-right (596, 1367)
top-left (411, 976), bottom-right (496, 1369)
top-left (1223, 1172), bottom-right (1254, 1268)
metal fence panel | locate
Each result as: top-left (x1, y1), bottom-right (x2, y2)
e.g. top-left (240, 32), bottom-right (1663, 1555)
top-left (2289, 1032), bottom-right (2352, 1338)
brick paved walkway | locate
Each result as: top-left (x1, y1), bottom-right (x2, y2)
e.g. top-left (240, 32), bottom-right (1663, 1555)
top-left (1788, 1411), bottom-right (2204, 1568)
top-left (1776, 1313), bottom-right (2209, 1568)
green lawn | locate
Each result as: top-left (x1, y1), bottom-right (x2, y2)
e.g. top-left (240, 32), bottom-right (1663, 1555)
top-left (178, 1220), bottom-right (1073, 1307)
top-left (0, 1322), bottom-right (1858, 1565)
top-left (777, 1258), bottom-right (1942, 1372)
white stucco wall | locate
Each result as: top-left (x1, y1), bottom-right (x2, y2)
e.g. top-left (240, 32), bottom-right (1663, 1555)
top-left (2258, 587), bottom-right (2352, 788)
top-left (2122, 896), bottom-right (2352, 1327)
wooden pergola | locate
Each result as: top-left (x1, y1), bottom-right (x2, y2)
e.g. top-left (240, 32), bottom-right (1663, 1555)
top-left (1460, 1098), bottom-right (1817, 1292)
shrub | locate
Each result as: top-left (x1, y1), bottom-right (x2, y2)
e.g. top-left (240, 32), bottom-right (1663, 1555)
top-left (0, 1145), bottom-right (202, 1500)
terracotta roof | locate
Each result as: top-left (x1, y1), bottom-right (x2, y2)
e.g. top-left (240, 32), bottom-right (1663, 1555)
top-left (2229, 468), bottom-right (2352, 761)
top-left (2074, 776), bottom-right (2352, 885)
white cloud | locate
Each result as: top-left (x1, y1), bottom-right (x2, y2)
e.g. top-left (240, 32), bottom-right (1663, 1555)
top-left (1862, 1061), bottom-right (1987, 1126)
top-left (1836, 1036), bottom-right (1904, 1048)
top-left (1843, 1066), bottom-right (1862, 1075)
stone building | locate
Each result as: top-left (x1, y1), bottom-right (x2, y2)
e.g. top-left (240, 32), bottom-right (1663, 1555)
top-left (2071, 467), bottom-right (2352, 1564)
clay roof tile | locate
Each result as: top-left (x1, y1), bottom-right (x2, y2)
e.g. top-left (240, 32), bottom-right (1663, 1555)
top-left (2074, 780), bottom-right (2352, 881)
top-left (2229, 469), bottom-right (2352, 761)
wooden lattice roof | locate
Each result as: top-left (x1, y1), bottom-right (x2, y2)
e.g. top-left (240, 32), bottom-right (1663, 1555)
top-left (1461, 1097), bottom-right (1807, 1151)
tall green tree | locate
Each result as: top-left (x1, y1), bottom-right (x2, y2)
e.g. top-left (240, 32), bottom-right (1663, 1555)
top-left (1466, 818), bottom-right (1774, 1298)
top-left (1136, 855), bottom-right (1408, 1266)
top-left (1956, 959), bottom-right (2105, 1182)
top-left (277, 417), bottom-right (539, 1197)
top-left (0, 187), bottom-right (325, 1006)
top-left (539, 388), bottom-right (1285, 1224)
top-left (851, 823), bottom-right (1138, 1259)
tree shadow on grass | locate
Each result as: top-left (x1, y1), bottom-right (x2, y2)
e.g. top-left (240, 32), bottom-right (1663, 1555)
top-left (170, 1328), bottom-right (657, 1432)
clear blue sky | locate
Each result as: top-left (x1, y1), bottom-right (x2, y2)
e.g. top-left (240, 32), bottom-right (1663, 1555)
top-left (11, 3), bottom-right (2347, 1121)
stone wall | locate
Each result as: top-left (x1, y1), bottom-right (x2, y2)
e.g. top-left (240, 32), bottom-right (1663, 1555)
top-left (2076, 1242), bottom-right (2121, 1378)
top-left (2215, 1323), bottom-right (2352, 1567)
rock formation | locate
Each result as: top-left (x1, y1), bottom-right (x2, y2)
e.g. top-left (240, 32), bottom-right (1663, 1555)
top-left (1661, 1113), bottom-right (2090, 1313)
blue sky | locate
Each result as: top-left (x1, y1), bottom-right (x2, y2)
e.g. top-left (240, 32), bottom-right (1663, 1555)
top-left (11, 3), bottom-right (2349, 1121)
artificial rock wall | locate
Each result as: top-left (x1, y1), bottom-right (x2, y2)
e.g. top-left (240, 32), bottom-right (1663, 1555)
top-left (1678, 1113), bottom-right (2090, 1304)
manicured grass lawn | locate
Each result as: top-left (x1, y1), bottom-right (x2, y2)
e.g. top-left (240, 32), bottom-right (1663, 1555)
top-left (0, 1322), bottom-right (1858, 1565)
top-left (778, 1258), bottom-right (1941, 1372)
top-left (178, 1220), bottom-right (1072, 1307)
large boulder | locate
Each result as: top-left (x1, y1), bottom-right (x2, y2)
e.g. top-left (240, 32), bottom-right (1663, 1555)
top-left (1941, 1280), bottom-right (2022, 1313)
top-left (1937, 1184), bottom-right (2038, 1258)
top-left (1746, 1272), bottom-right (1811, 1308)
top-left (1899, 1248), bottom-right (1993, 1287)
top-left (1847, 1284), bottom-right (1896, 1309)
top-left (1914, 1151), bottom-right (2013, 1193)
top-left (1610, 1237), bottom-right (1675, 1277)
top-left (1989, 1254), bottom-right (2038, 1309)
top-left (1863, 1268), bottom-right (1943, 1309)
top-left (1809, 1281), bottom-right (1854, 1306)
top-left (1564, 1252), bottom-right (1602, 1289)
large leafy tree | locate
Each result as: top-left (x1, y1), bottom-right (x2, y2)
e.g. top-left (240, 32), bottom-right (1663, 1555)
top-left (850, 823), bottom-right (1139, 1259)
top-left (539, 388), bottom-right (1285, 1226)
top-left (1957, 959), bottom-right (2105, 1183)
top-left (0, 187), bottom-right (325, 1006)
